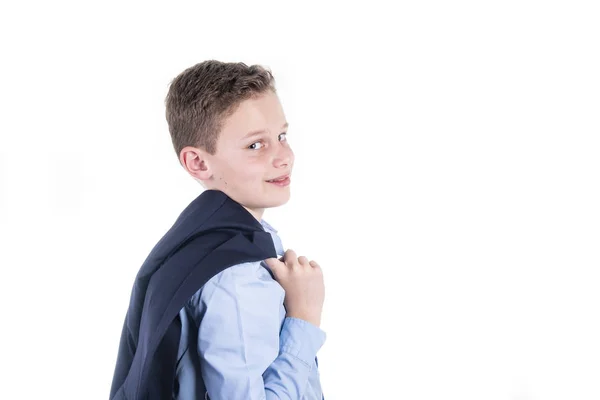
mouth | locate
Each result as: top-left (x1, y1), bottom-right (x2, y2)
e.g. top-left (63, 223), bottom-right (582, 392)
top-left (266, 174), bottom-right (291, 187)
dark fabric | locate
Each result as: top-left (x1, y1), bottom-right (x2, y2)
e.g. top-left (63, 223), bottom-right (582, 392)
top-left (109, 190), bottom-right (277, 399)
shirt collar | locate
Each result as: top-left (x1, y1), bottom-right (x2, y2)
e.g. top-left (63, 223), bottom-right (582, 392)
top-left (259, 219), bottom-right (278, 234)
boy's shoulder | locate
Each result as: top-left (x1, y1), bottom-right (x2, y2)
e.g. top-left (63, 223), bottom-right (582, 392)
top-left (185, 255), bottom-right (283, 319)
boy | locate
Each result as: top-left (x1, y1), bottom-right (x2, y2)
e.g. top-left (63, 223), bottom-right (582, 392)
top-left (110, 60), bottom-right (326, 400)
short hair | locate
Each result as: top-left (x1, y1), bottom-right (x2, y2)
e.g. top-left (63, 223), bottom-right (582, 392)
top-left (165, 60), bottom-right (277, 158)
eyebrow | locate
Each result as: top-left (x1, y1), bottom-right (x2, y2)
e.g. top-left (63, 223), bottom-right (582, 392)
top-left (242, 122), bottom-right (289, 140)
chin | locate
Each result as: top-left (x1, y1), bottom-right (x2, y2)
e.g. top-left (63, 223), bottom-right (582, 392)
top-left (270, 197), bottom-right (290, 208)
top-left (260, 194), bottom-right (291, 209)
top-left (235, 189), bottom-right (290, 214)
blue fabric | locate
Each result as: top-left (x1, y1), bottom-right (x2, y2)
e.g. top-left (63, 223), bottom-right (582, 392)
top-left (175, 220), bottom-right (326, 399)
top-left (109, 190), bottom-right (279, 400)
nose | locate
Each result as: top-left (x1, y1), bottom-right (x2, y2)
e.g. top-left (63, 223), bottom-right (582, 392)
top-left (274, 143), bottom-right (294, 169)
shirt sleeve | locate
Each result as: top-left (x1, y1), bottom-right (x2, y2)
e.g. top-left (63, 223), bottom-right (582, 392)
top-left (196, 261), bottom-right (326, 400)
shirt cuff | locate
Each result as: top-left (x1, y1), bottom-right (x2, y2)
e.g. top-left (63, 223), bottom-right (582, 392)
top-left (279, 317), bottom-right (327, 367)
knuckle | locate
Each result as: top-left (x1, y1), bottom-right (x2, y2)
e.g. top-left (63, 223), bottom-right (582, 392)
top-left (298, 256), bottom-right (309, 265)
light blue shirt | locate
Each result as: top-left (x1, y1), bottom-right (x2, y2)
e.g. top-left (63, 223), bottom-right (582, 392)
top-left (174, 219), bottom-right (326, 399)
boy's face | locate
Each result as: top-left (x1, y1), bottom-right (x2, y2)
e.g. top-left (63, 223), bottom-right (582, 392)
top-left (183, 91), bottom-right (294, 220)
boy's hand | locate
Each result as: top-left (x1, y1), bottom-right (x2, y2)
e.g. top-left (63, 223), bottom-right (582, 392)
top-left (264, 249), bottom-right (325, 328)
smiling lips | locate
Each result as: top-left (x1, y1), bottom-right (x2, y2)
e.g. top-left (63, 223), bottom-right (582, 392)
top-left (266, 174), bottom-right (291, 186)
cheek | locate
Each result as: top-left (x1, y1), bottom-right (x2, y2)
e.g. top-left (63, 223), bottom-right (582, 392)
top-left (230, 160), bottom-right (264, 185)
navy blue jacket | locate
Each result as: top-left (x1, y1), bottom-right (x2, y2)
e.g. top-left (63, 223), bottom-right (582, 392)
top-left (109, 189), bottom-right (278, 400)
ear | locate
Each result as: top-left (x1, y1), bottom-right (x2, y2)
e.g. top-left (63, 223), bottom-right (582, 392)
top-left (180, 146), bottom-right (213, 182)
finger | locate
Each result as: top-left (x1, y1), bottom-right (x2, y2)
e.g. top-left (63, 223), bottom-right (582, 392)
top-left (264, 257), bottom-right (284, 272)
top-left (309, 260), bottom-right (321, 269)
top-left (283, 249), bottom-right (297, 264)
top-left (298, 256), bottom-right (309, 266)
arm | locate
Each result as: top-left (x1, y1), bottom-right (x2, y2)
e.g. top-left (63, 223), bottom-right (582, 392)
top-left (263, 317), bottom-right (325, 397)
top-left (196, 261), bottom-right (326, 399)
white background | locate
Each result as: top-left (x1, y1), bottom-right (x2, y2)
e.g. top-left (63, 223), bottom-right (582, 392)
top-left (1, 1), bottom-right (599, 399)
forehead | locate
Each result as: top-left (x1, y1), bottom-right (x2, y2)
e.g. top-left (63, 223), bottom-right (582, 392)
top-left (219, 91), bottom-right (287, 141)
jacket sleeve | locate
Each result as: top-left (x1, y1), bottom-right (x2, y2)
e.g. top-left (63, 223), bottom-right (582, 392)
top-left (195, 261), bottom-right (326, 399)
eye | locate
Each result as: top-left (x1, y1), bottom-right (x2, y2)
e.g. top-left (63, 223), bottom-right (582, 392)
top-left (279, 132), bottom-right (287, 141)
top-left (248, 141), bottom-right (264, 150)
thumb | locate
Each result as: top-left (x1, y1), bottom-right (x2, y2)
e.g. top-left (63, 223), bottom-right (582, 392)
top-left (265, 258), bottom-right (283, 268)
top-left (264, 257), bottom-right (284, 272)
